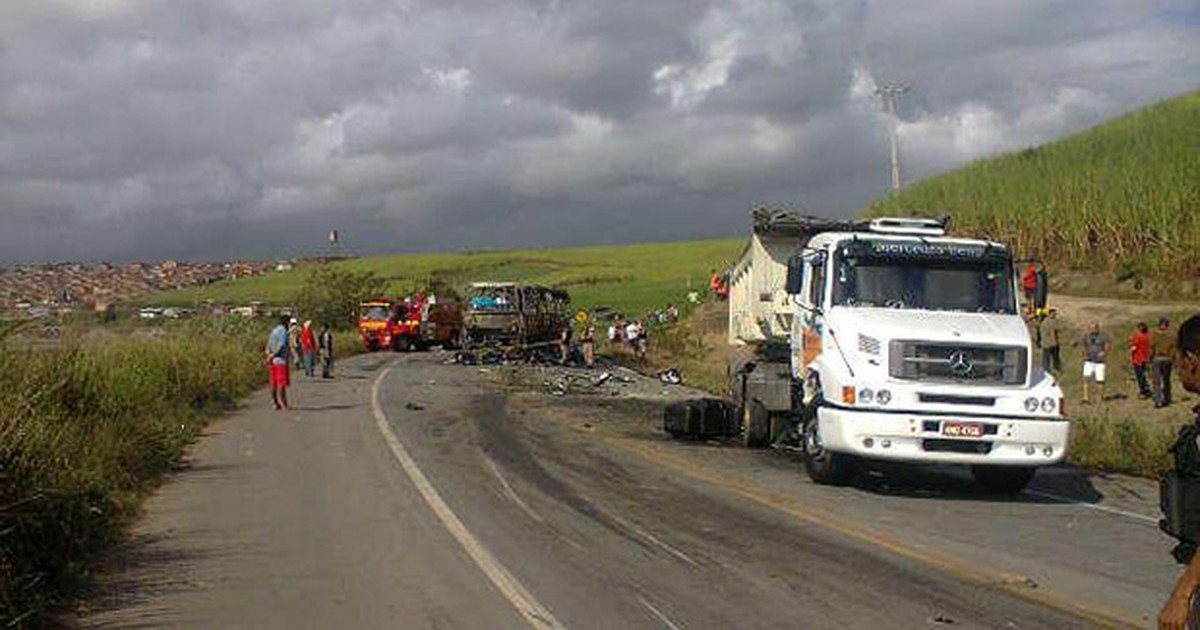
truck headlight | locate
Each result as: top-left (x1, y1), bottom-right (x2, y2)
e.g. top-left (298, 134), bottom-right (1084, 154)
top-left (1024, 397), bottom-right (1040, 413)
top-left (858, 388), bottom-right (874, 404)
top-left (1041, 397), bottom-right (1056, 413)
top-left (876, 389), bottom-right (892, 405)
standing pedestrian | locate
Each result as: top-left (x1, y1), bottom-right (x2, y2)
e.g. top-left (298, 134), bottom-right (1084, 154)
top-left (318, 322), bottom-right (334, 379)
top-left (1022, 263), bottom-right (1038, 313)
top-left (1042, 308), bottom-right (1063, 374)
top-left (288, 317), bottom-right (303, 369)
top-left (1081, 322), bottom-right (1109, 404)
top-left (581, 321), bottom-right (596, 369)
top-left (1025, 311), bottom-right (1042, 357)
top-left (558, 323), bottom-right (572, 365)
top-left (1131, 322), bottom-right (1153, 399)
top-left (265, 315), bottom-right (291, 411)
top-left (300, 320), bottom-right (317, 378)
top-left (626, 319), bottom-right (647, 361)
top-left (1157, 315), bottom-right (1200, 630)
top-left (1152, 317), bottom-right (1177, 408)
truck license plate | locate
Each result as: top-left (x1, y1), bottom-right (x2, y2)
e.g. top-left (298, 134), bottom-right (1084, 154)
top-left (942, 422), bottom-right (984, 438)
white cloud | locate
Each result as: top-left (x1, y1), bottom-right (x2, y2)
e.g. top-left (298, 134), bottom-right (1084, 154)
top-left (423, 67), bottom-right (473, 93)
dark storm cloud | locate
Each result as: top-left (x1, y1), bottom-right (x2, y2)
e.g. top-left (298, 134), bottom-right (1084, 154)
top-left (0, 0), bottom-right (1196, 263)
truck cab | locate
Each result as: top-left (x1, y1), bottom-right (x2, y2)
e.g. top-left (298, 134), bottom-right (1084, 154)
top-left (788, 218), bottom-right (1066, 492)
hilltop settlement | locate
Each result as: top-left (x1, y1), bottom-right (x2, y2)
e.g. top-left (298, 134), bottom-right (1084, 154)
top-left (0, 260), bottom-right (283, 318)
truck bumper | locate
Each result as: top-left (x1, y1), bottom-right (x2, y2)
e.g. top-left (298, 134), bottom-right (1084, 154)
top-left (817, 406), bottom-right (1068, 466)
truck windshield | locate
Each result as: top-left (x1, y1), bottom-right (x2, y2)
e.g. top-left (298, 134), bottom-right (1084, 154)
top-left (831, 244), bottom-right (1016, 314)
top-left (361, 305), bottom-right (390, 321)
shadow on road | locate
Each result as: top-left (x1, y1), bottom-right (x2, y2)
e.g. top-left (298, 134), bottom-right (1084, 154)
top-left (667, 437), bottom-right (1109, 507)
top-left (293, 403), bottom-right (361, 412)
top-left (78, 533), bottom-right (222, 628)
top-left (845, 459), bottom-right (1105, 505)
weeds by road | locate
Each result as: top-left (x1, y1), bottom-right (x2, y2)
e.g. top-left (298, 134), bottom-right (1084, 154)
top-left (0, 319), bottom-right (267, 627)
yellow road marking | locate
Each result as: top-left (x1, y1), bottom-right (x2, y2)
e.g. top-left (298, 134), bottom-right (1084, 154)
top-left (608, 437), bottom-right (1144, 630)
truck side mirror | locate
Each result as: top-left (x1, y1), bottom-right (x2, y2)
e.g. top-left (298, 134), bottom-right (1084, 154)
top-left (786, 256), bottom-right (804, 295)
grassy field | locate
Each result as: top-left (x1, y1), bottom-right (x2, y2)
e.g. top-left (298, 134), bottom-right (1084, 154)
top-left (866, 90), bottom-right (1200, 297)
top-left (150, 239), bottom-right (744, 319)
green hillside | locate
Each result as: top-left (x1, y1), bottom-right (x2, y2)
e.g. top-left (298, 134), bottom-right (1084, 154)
top-left (866, 91), bottom-right (1200, 294)
top-left (151, 239), bottom-right (743, 317)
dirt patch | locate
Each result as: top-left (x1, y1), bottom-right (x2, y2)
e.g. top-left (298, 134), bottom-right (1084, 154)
top-left (1049, 294), bottom-right (1199, 330)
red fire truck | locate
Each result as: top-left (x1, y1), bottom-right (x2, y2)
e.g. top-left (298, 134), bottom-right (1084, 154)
top-left (358, 295), bottom-right (462, 352)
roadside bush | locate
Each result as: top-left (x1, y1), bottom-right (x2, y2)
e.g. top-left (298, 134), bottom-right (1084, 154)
top-left (0, 322), bottom-right (264, 627)
top-left (1064, 413), bottom-right (1174, 478)
top-left (293, 264), bottom-right (385, 330)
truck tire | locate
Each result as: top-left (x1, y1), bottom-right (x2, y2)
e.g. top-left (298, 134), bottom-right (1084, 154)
top-left (742, 399), bottom-right (770, 448)
top-left (800, 416), bottom-right (856, 486)
top-left (393, 336), bottom-right (413, 352)
top-left (970, 465), bottom-right (1036, 494)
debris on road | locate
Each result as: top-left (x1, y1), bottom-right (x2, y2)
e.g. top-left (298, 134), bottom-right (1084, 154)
top-left (404, 402), bottom-right (425, 411)
top-left (658, 368), bottom-right (682, 385)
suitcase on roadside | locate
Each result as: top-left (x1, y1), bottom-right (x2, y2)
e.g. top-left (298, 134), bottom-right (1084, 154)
top-left (663, 398), bottom-right (735, 439)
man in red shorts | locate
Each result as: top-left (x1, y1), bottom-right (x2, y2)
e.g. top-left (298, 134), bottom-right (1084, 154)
top-left (265, 315), bottom-right (291, 410)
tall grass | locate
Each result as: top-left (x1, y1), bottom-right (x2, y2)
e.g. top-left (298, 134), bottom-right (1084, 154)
top-left (866, 91), bottom-right (1200, 289)
top-left (0, 318), bottom-right (266, 627)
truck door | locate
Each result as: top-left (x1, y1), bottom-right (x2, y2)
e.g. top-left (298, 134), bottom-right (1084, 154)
top-left (792, 251), bottom-right (826, 383)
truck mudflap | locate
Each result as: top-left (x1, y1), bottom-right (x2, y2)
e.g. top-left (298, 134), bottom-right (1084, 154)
top-left (816, 406), bottom-right (1068, 466)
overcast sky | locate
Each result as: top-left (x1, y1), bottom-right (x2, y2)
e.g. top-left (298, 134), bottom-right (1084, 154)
top-left (1, 0), bottom-right (1196, 263)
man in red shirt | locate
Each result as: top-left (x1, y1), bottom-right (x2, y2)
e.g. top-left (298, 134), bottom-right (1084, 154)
top-left (1131, 322), bottom-right (1152, 399)
top-left (300, 320), bottom-right (317, 378)
top-left (1021, 263), bottom-right (1038, 312)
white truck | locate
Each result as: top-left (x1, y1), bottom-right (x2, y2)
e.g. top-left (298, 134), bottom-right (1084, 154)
top-left (728, 211), bottom-right (1066, 493)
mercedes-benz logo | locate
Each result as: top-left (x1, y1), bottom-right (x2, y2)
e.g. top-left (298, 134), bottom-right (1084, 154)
top-left (947, 350), bottom-right (974, 377)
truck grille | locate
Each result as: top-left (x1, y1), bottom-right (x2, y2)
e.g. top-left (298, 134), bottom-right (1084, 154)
top-left (889, 341), bottom-right (1027, 386)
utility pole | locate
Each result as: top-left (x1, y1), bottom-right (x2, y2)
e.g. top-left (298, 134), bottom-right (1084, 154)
top-left (875, 83), bottom-right (910, 193)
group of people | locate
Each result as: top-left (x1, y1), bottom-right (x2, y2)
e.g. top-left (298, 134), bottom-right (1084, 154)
top-left (558, 318), bottom-right (599, 369)
top-left (607, 316), bottom-right (648, 360)
top-left (551, 310), bottom-right (659, 370)
top-left (1027, 309), bottom-right (1177, 407)
top-left (265, 316), bottom-right (335, 411)
top-left (1129, 317), bottom-right (1177, 408)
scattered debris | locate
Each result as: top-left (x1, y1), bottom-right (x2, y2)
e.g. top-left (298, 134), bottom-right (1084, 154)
top-left (404, 402), bottom-right (425, 411)
top-left (658, 368), bottom-right (682, 385)
top-left (594, 371), bottom-right (613, 386)
top-left (928, 614), bottom-right (957, 625)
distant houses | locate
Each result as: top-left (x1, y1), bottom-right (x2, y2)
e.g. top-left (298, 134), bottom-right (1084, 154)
top-left (0, 259), bottom-right (284, 319)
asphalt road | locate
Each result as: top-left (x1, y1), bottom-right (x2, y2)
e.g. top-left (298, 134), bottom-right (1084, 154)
top-left (79, 353), bottom-right (1179, 629)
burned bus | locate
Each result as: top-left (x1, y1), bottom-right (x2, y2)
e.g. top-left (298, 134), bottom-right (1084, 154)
top-left (461, 282), bottom-right (570, 348)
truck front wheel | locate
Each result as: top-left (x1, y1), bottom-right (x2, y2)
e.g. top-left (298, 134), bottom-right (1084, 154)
top-left (801, 417), bottom-right (856, 486)
top-left (970, 465), bottom-right (1036, 494)
top-left (393, 336), bottom-right (413, 352)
